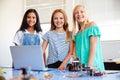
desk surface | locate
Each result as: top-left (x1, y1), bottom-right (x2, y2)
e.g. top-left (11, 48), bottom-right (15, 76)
top-left (3, 68), bottom-right (120, 80)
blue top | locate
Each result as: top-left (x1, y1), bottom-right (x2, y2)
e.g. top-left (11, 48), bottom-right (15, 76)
top-left (75, 25), bottom-right (105, 72)
top-left (22, 33), bottom-right (40, 45)
top-left (42, 30), bottom-right (71, 65)
top-left (13, 29), bottom-right (42, 45)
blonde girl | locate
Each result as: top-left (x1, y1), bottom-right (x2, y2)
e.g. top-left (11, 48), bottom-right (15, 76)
top-left (72, 5), bottom-right (105, 73)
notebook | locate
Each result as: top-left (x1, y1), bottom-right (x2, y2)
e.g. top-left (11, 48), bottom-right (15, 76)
top-left (10, 45), bottom-right (46, 71)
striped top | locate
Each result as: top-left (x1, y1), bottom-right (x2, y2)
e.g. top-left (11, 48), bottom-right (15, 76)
top-left (42, 30), bottom-right (71, 65)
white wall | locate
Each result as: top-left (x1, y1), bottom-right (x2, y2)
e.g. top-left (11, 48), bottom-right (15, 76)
top-left (101, 40), bottom-right (120, 60)
top-left (0, 0), bottom-right (24, 67)
top-left (75, 0), bottom-right (120, 41)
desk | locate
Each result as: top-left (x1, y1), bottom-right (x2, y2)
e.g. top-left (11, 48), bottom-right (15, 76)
top-left (3, 68), bottom-right (120, 80)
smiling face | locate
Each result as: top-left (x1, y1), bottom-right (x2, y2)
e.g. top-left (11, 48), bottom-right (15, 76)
top-left (74, 6), bottom-right (87, 23)
top-left (26, 12), bottom-right (37, 27)
top-left (53, 12), bottom-right (64, 29)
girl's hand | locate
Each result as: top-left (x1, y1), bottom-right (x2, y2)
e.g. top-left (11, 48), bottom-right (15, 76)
top-left (58, 63), bottom-right (66, 70)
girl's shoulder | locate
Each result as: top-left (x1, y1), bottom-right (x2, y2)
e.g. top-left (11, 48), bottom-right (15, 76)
top-left (85, 21), bottom-right (98, 30)
top-left (45, 30), bottom-right (54, 34)
top-left (87, 21), bottom-right (96, 27)
top-left (83, 21), bottom-right (100, 33)
top-left (14, 30), bottom-right (25, 38)
top-left (16, 30), bottom-right (24, 35)
top-left (43, 30), bottom-right (54, 36)
top-left (37, 31), bottom-right (42, 36)
top-left (37, 31), bottom-right (42, 34)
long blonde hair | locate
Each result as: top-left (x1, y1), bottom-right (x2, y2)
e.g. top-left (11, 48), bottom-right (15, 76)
top-left (50, 9), bottom-right (70, 42)
top-left (72, 5), bottom-right (89, 38)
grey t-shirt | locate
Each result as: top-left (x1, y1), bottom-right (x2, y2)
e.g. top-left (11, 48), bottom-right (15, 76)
top-left (42, 30), bottom-right (71, 65)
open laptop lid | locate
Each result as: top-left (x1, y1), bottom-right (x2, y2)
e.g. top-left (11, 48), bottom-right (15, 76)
top-left (10, 45), bottom-right (46, 71)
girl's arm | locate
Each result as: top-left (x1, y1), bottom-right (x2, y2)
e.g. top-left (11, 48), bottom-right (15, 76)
top-left (88, 36), bottom-right (98, 67)
top-left (42, 40), bottom-right (48, 65)
top-left (72, 41), bottom-right (76, 57)
top-left (58, 40), bottom-right (74, 70)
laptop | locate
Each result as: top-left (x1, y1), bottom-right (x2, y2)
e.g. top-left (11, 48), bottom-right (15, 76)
top-left (10, 45), bottom-right (46, 71)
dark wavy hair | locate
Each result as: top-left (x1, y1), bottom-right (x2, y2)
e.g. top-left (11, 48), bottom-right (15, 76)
top-left (18, 9), bottom-right (42, 32)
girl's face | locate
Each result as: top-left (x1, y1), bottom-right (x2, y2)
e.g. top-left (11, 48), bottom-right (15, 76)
top-left (74, 7), bottom-right (87, 23)
top-left (53, 12), bottom-right (64, 28)
top-left (27, 12), bottom-right (37, 27)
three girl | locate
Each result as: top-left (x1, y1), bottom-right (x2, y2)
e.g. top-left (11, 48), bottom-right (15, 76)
top-left (13, 6), bottom-right (105, 73)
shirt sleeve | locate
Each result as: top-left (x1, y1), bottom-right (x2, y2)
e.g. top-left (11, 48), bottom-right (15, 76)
top-left (38, 31), bottom-right (43, 45)
top-left (42, 31), bottom-right (50, 42)
top-left (87, 25), bottom-right (101, 37)
top-left (13, 31), bottom-right (24, 45)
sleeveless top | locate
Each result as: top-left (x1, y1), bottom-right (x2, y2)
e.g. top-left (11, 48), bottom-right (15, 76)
top-left (22, 33), bottom-right (40, 45)
top-left (13, 29), bottom-right (42, 45)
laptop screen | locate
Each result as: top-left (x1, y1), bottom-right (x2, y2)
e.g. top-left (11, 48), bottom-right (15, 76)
top-left (10, 45), bottom-right (46, 70)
